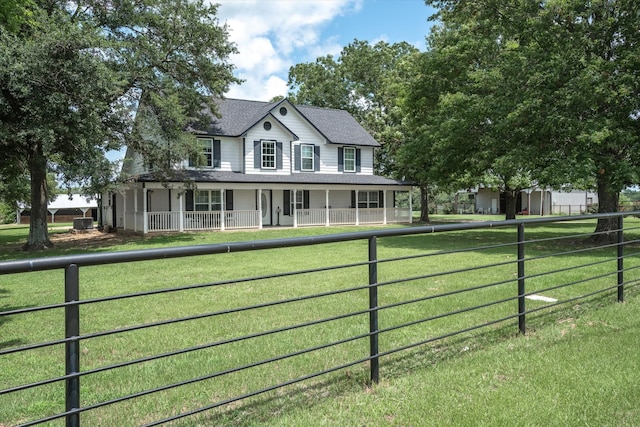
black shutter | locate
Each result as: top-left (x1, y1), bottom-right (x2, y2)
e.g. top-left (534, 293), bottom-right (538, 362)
top-left (213, 140), bottom-right (221, 168)
top-left (314, 145), bottom-right (320, 171)
top-left (283, 190), bottom-right (290, 215)
top-left (356, 149), bottom-right (361, 172)
top-left (338, 147), bottom-right (344, 172)
top-left (303, 190), bottom-right (310, 209)
top-left (225, 190), bottom-right (233, 211)
top-left (186, 190), bottom-right (194, 211)
top-left (351, 191), bottom-right (356, 208)
top-left (393, 191), bottom-right (396, 208)
top-left (254, 140), bottom-right (261, 169)
top-left (294, 145), bottom-right (301, 171)
top-left (276, 141), bottom-right (283, 169)
top-left (379, 191), bottom-right (384, 208)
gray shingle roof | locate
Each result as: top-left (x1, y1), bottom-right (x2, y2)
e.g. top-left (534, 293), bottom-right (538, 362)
top-left (138, 170), bottom-right (411, 187)
top-left (200, 98), bottom-right (380, 148)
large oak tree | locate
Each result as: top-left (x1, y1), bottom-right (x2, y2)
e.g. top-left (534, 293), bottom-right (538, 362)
top-left (0, 0), bottom-right (240, 250)
top-left (403, 0), bottom-right (640, 228)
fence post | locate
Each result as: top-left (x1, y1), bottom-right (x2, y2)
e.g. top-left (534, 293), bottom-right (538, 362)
top-left (65, 264), bottom-right (81, 427)
top-left (517, 223), bottom-right (526, 334)
top-left (617, 215), bottom-right (624, 303)
top-left (368, 236), bottom-right (379, 384)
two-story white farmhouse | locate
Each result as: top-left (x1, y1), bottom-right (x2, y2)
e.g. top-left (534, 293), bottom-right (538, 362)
top-left (103, 98), bottom-right (413, 233)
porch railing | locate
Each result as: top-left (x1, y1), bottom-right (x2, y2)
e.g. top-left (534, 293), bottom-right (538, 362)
top-left (296, 208), bottom-right (327, 226)
top-left (329, 208), bottom-right (356, 225)
top-left (140, 208), bottom-right (412, 233)
top-left (184, 211), bottom-right (221, 230)
top-left (359, 208), bottom-right (385, 224)
top-left (225, 210), bottom-right (260, 230)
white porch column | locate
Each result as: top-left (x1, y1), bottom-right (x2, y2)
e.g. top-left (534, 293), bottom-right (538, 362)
top-left (221, 189), bottom-right (226, 231)
top-left (355, 190), bottom-right (359, 226)
top-left (293, 189), bottom-right (298, 228)
top-left (258, 189), bottom-right (263, 229)
top-left (539, 189), bottom-right (544, 216)
top-left (383, 190), bottom-right (387, 225)
top-left (143, 188), bottom-right (148, 234)
top-left (179, 191), bottom-right (184, 232)
top-left (134, 188), bottom-right (138, 232)
top-left (325, 189), bottom-right (330, 226)
top-left (409, 190), bottom-right (413, 224)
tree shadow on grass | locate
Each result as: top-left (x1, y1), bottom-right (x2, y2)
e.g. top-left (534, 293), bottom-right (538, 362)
top-left (0, 231), bottom-right (206, 261)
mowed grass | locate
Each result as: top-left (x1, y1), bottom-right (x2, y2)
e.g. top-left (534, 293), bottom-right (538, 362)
top-left (1, 217), bottom-right (640, 426)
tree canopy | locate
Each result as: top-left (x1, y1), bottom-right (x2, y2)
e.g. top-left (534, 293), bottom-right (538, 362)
top-left (401, 0), bottom-right (640, 226)
top-left (0, 0), bottom-right (240, 249)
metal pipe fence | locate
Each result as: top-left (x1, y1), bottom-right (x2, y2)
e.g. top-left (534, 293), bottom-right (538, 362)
top-left (1, 212), bottom-right (640, 426)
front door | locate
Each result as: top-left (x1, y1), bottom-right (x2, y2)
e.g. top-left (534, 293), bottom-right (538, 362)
top-left (261, 190), bottom-right (271, 225)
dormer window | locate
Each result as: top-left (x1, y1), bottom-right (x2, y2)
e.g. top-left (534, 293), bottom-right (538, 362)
top-left (261, 140), bottom-right (276, 169)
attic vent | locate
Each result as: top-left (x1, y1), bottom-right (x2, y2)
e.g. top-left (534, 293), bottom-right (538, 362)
top-left (279, 107), bottom-right (287, 116)
top-left (263, 121), bottom-right (272, 130)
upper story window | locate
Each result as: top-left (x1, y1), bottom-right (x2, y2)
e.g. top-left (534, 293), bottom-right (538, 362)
top-left (254, 140), bottom-right (282, 170)
top-left (301, 144), bottom-right (314, 171)
top-left (189, 138), bottom-right (220, 168)
top-left (261, 140), bottom-right (276, 169)
top-left (344, 147), bottom-right (356, 172)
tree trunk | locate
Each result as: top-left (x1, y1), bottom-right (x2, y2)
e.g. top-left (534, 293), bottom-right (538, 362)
top-left (24, 141), bottom-right (52, 250)
top-left (504, 189), bottom-right (517, 220)
top-left (591, 172), bottom-right (621, 243)
top-left (419, 185), bottom-right (430, 222)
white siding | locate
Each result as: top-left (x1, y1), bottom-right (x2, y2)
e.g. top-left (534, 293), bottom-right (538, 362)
top-left (244, 121), bottom-right (292, 175)
top-left (315, 144), bottom-right (375, 175)
top-left (220, 137), bottom-right (242, 172)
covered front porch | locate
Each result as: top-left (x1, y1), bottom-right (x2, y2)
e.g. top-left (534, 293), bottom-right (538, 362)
top-left (106, 182), bottom-right (413, 234)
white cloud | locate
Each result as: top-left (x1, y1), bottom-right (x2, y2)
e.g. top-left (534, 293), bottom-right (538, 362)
top-left (214, 0), bottom-right (362, 101)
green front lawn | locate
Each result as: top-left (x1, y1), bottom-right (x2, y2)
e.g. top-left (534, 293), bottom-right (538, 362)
top-left (1, 219), bottom-right (639, 426)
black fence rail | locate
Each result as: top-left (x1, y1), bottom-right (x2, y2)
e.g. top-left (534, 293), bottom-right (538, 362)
top-left (1, 212), bottom-right (640, 426)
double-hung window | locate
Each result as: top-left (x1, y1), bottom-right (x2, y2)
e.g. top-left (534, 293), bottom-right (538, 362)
top-left (358, 191), bottom-right (379, 208)
top-left (194, 190), bottom-right (222, 211)
top-left (301, 144), bottom-right (314, 171)
top-left (261, 140), bottom-right (276, 169)
top-left (189, 138), bottom-right (221, 168)
top-left (344, 147), bottom-right (356, 172)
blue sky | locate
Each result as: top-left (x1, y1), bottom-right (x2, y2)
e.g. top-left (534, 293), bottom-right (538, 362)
top-left (216, 0), bottom-right (438, 100)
